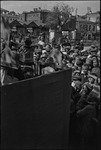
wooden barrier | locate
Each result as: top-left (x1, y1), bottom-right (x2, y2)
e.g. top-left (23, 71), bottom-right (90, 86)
top-left (1, 69), bottom-right (72, 149)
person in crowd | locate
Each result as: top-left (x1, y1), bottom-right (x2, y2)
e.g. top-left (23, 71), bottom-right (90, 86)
top-left (80, 63), bottom-right (90, 84)
top-left (1, 23), bottom-right (100, 149)
top-left (79, 40), bottom-right (84, 50)
top-left (38, 34), bottom-right (45, 47)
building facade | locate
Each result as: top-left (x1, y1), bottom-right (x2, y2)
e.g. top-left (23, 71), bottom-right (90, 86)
top-left (18, 8), bottom-right (50, 25)
top-left (76, 16), bottom-right (97, 41)
top-left (1, 8), bottom-right (18, 23)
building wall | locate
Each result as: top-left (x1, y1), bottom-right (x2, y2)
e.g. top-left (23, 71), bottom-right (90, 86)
top-left (26, 12), bottom-right (41, 24)
top-left (86, 12), bottom-right (100, 34)
top-left (2, 14), bottom-right (19, 23)
top-left (86, 12), bottom-right (100, 22)
top-left (17, 13), bottom-right (26, 22)
top-left (17, 10), bottom-right (49, 24)
top-left (76, 20), bottom-right (97, 40)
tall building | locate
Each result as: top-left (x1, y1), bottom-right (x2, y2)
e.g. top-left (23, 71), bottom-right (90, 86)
top-left (85, 11), bottom-right (100, 23)
top-left (18, 8), bottom-right (50, 25)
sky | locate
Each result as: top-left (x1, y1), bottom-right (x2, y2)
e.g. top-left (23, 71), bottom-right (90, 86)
top-left (1, 0), bottom-right (100, 15)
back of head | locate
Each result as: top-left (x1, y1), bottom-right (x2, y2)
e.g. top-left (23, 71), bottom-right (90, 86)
top-left (1, 16), bottom-right (10, 47)
top-left (25, 38), bottom-right (32, 47)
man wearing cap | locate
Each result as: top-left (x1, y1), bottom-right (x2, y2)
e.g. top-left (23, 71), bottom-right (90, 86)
top-left (71, 80), bottom-right (81, 104)
top-left (78, 40), bottom-right (84, 51)
top-left (90, 46), bottom-right (97, 56)
top-left (88, 72), bottom-right (97, 85)
top-left (80, 63), bottom-right (90, 84)
top-left (61, 42), bottom-right (71, 53)
top-left (19, 38), bottom-right (34, 65)
top-left (74, 57), bottom-right (83, 72)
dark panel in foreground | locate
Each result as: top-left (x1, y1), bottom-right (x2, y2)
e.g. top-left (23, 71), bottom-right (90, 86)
top-left (1, 69), bottom-right (72, 149)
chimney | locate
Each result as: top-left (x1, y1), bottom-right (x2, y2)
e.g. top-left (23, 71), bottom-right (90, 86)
top-left (33, 8), bottom-right (38, 12)
top-left (38, 7), bottom-right (41, 11)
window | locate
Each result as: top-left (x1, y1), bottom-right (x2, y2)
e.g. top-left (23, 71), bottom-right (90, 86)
top-left (89, 25), bottom-right (91, 31)
top-left (80, 24), bottom-right (83, 30)
top-left (86, 25), bottom-right (88, 31)
top-left (88, 34), bottom-right (91, 40)
top-left (92, 25), bottom-right (95, 31)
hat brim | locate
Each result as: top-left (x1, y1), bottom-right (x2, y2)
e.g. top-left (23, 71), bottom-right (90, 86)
top-left (88, 74), bottom-right (97, 80)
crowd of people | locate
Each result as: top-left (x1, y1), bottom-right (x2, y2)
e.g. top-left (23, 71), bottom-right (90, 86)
top-left (1, 15), bottom-right (100, 149)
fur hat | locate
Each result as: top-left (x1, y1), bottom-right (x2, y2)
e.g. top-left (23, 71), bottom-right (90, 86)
top-left (72, 75), bottom-right (81, 81)
top-left (88, 72), bottom-right (98, 80)
top-left (25, 38), bottom-right (32, 46)
top-left (91, 68), bottom-right (100, 78)
top-left (89, 84), bottom-right (100, 99)
top-left (76, 58), bottom-right (83, 66)
top-left (83, 82), bottom-right (93, 93)
top-left (68, 49), bottom-right (74, 55)
top-left (90, 48), bottom-right (97, 52)
top-left (75, 80), bottom-right (82, 89)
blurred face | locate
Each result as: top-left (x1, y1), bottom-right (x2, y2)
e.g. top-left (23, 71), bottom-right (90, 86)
top-left (86, 59), bottom-right (91, 65)
top-left (80, 85), bottom-right (87, 95)
top-left (46, 45), bottom-right (50, 52)
top-left (93, 59), bottom-right (98, 67)
top-left (82, 66), bottom-right (88, 74)
top-left (41, 36), bottom-right (44, 41)
top-left (98, 78), bottom-right (100, 84)
top-left (88, 77), bottom-right (94, 84)
top-left (77, 66), bottom-right (82, 71)
top-left (91, 51), bottom-right (96, 55)
top-left (69, 52), bottom-right (74, 56)
top-left (41, 57), bottom-right (46, 61)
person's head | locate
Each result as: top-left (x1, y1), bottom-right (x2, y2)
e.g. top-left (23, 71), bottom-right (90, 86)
top-left (92, 57), bottom-right (99, 67)
top-left (88, 73), bottom-right (97, 84)
top-left (82, 63), bottom-right (89, 74)
top-left (76, 58), bottom-right (83, 71)
top-left (86, 57), bottom-right (92, 64)
top-left (41, 36), bottom-right (44, 41)
top-left (87, 86), bottom-right (100, 102)
top-left (25, 38), bottom-right (32, 47)
top-left (86, 58), bottom-right (93, 70)
top-left (80, 40), bottom-right (83, 43)
top-left (45, 44), bottom-right (51, 52)
top-left (90, 48), bottom-right (97, 56)
top-left (88, 76), bottom-right (95, 84)
top-left (62, 43), bottom-right (70, 52)
top-left (80, 82), bottom-right (92, 95)
top-left (62, 52), bottom-right (67, 60)
top-left (72, 74), bottom-right (81, 82)
top-left (54, 44), bottom-right (60, 51)
top-left (68, 49), bottom-right (74, 56)
top-left (40, 53), bottom-right (47, 61)
top-left (97, 77), bottom-right (100, 85)
top-left (34, 45), bottom-right (39, 52)
top-left (97, 50), bottom-right (100, 57)
top-left (72, 80), bottom-right (82, 92)
top-left (1, 16), bottom-right (10, 50)
top-left (74, 48), bottom-right (79, 54)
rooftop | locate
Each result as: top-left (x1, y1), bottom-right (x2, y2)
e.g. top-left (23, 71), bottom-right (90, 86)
top-left (1, 8), bottom-right (9, 12)
top-left (85, 11), bottom-right (100, 16)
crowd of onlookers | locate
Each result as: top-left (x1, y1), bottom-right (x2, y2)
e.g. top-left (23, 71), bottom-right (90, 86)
top-left (1, 33), bottom-right (100, 149)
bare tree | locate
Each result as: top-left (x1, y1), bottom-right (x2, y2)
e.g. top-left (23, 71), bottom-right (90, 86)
top-left (46, 3), bottom-right (74, 30)
top-left (46, 3), bottom-right (74, 44)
